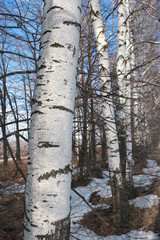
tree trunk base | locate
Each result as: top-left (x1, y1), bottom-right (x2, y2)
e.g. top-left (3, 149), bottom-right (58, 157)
top-left (111, 173), bottom-right (130, 226)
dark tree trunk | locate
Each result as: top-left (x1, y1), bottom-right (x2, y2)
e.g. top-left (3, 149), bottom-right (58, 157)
top-left (101, 123), bottom-right (107, 164)
top-left (90, 92), bottom-right (96, 169)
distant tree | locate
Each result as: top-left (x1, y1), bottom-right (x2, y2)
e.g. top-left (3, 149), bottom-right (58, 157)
top-left (0, 34), bottom-right (9, 166)
top-left (89, 0), bottom-right (130, 225)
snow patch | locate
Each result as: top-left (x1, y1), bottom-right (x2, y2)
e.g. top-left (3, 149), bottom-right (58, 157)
top-left (133, 174), bottom-right (156, 187)
top-left (143, 159), bottom-right (160, 176)
top-left (71, 225), bottom-right (159, 240)
top-left (0, 181), bottom-right (25, 195)
top-left (71, 174), bottom-right (111, 225)
top-left (129, 194), bottom-right (159, 209)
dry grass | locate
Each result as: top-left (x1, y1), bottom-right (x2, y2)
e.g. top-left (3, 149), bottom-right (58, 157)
top-left (0, 159), bottom-right (27, 240)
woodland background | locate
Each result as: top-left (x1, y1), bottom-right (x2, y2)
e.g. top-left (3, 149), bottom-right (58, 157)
top-left (0, 0), bottom-right (160, 239)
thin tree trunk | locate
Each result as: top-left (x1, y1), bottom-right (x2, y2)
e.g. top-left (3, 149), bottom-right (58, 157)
top-left (14, 97), bottom-right (21, 161)
top-left (90, 0), bottom-right (129, 225)
top-left (23, 1), bottom-right (81, 239)
top-left (124, 0), bottom-right (133, 180)
top-left (79, 40), bottom-right (88, 176)
top-left (90, 89), bottom-right (96, 169)
top-left (116, 0), bottom-right (127, 183)
top-left (0, 48), bottom-right (8, 166)
top-left (101, 122), bottom-right (107, 164)
top-left (80, 93), bottom-right (88, 175)
top-left (23, 78), bottom-right (30, 140)
top-left (1, 115), bottom-right (8, 166)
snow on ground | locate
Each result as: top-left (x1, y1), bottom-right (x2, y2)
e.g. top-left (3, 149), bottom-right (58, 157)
top-left (71, 175), bottom-right (111, 224)
top-left (0, 181), bottom-right (25, 196)
top-left (133, 174), bottom-right (156, 188)
top-left (71, 225), bottom-right (159, 240)
top-left (129, 194), bottom-right (159, 209)
top-left (71, 160), bottom-right (160, 239)
top-left (133, 159), bottom-right (160, 188)
top-left (0, 159), bottom-right (159, 239)
top-left (143, 159), bottom-right (160, 177)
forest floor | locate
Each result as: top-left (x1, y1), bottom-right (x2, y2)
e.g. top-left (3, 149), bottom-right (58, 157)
top-left (0, 154), bottom-right (160, 240)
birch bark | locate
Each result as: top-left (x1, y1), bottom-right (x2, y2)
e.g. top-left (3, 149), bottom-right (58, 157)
top-left (116, 0), bottom-right (133, 173)
top-left (23, 1), bottom-right (81, 239)
top-left (129, 3), bottom-right (140, 147)
top-left (124, 0), bottom-right (133, 176)
top-left (89, 0), bottom-right (128, 225)
top-left (89, 0), bottom-right (121, 182)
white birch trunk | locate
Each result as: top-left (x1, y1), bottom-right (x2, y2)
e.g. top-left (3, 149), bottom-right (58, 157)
top-left (117, 0), bottom-right (134, 175)
top-left (23, 1), bottom-right (81, 239)
top-left (124, 0), bottom-right (133, 172)
top-left (129, 4), bottom-right (140, 146)
top-left (116, 0), bottom-right (127, 183)
top-left (117, 0), bottom-right (126, 115)
top-left (89, 0), bottom-right (131, 224)
top-left (89, 0), bottom-right (121, 182)
top-left (89, 0), bottom-right (132, 225)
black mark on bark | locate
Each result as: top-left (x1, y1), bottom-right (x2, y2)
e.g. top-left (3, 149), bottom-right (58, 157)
top-left (73, 46), bottom-right (76, 56)
top-left (49, 105), bottom-right (73, 114)
top-left (31, 224), bottom-right (38, 228)
top-left (38, 165), bottom-right (71, 182)
top-left (37, 75), bottom-right (44, 80)
top-left (90, 6), bottom-right (100, 18)
top-left (63, 21), bottom-right (81, 30)
top-left (24, 225), bottom-right (31, 232)
top-left (43, 40), bottom-right (50, 45)
top-left (38, 64), bottom-right (46, 71)
top-left (50, 42), bottom-right (64, 48)
top-left (45, 70), bottom-right (55, 73)
top-left (36, 215), bottom-right (70, 239)
top-left (36, 83), bottom-right (45, 87)
top-left (31, 111), bottom-right (44, 116)
top-left (52, 59), bottom-right (61, 63)
top-left (32, 99), bottom-right (42, 106)
top-left (47, 6), bottom-right (64, 14)
top-left (42, 30), bottom-right (51, 37)
top-left (47, 194), bottom-right (57, 197)
top-left (66, 44), bottom-right (76, 56)
top-left (52, 27), bottom-right (60, 30)
top-left (38, 141), bottom-right (60, 148)
top-left (39, 45), bottom-right (43, 50)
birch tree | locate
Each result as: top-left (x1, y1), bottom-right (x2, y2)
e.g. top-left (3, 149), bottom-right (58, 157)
top-left (89, 0), bottom-right (129, 225)
top-left (23, 1), bottom-right (81, 239)
top-left (0, 49), bottom-right (8, 166)
top-left (116, 0), bottom-right (127, 181)
top-left (116, 0), bottom-right (135, 187)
